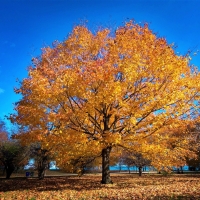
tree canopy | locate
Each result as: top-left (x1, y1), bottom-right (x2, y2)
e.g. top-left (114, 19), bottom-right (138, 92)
top-left (10, 21), bottom-right (200, 183)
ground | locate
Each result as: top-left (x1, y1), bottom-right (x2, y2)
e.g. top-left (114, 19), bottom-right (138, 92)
top-left (0, 171), bottom-right (200, 199)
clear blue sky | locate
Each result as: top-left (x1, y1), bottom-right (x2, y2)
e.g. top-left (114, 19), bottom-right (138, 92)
top-left (0, 0), bottom-right (200, 125)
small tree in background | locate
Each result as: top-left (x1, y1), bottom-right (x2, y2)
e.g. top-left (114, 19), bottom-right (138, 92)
top-left (186, 123), bottom-right (200, 171)
top-left (0, 120), bottom-right (8, 142)
top-left (0, 140), bottom-right (28, 179)
top-left (123, 151), bottom-right (151, 176)
top-left (0, 120), bottom-right (9, 175)
top-left (69, 156), bottom-right (100, 176)
top-left (0, 120), bottom-right (29, 179)
top-left (29, 143), bottom-right (53, 179)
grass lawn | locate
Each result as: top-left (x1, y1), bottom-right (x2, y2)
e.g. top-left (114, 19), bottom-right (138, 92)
top-left (0, 172), bottom-right (200, 199)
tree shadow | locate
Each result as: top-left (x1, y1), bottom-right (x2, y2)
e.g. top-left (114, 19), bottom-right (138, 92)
top-left (0, 174), bottom-right (200, 200)
top-left (0, 176), bottom-right (105, 192)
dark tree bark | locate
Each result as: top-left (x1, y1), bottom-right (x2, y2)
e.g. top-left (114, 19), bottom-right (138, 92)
top-left (38, 160), bottom-right (46, 180)
top-left (180, 166), bottom-right (183, 174)
top-left (119, 163), bottom-right (122, 172)
top-left (138, 166), bottom-right (142, 177)
top-left (101, 146), bottom-right (112, 184)
top-left (128, 165), bottom-right (131, 174)
top-left (1, 166), bottom-right (5, 176)
top-left (38, 167), bottom-right (45, 180)
top-left (5, 163), bottom-right (15, 179)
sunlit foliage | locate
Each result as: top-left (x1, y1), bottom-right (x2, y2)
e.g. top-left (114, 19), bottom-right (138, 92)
top-left (10, 21), bottom-right (200, 183)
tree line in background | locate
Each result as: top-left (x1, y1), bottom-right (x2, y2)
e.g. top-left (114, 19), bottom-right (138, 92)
top-left (0, 119), bottom-right (200, 179)
top-left (1, 21), bottom-right (200, 183)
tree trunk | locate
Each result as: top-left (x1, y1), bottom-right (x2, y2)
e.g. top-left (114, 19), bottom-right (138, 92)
top-left (38, 161), bottom-right (46, 180)
top-left (180, 166), bottom-right (183, 174)
top-left (101, 146), bottom-right (112, 184)
top-left (5, 163), bottom-right (15, 179)
top-left (119, 163), bottom-right (122, 172)
top-left (128, 166), bottom-right (130, 174)
top-left (2, 166), bottom-right (5, 176)
top-left (38, 167), bottom-right (45, 180)
top-left (139, 166), bottom-right (142, 177)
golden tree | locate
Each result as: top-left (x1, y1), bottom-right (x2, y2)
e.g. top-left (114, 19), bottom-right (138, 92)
top-left (10, 21), bottom-right (200, 183)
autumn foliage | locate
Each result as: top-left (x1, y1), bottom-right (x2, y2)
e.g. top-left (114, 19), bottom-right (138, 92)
top-left (0, 174), bottom-right (200, 199)
top-left (10, 21), bottom-right (200, 183)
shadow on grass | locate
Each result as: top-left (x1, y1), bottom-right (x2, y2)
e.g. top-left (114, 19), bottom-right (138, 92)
top-left (0, 175), bottom-right (113, 192)
top-left (0, 174), bottom-right (200, 199)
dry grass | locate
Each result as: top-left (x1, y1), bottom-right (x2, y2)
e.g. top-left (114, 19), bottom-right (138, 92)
top-left (0, 173), bottom-right (200, 199)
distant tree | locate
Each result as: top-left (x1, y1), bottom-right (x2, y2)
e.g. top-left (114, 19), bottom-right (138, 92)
top-left (0, 120), bottom-right (29, 178)
top-left (186, 123), bottom-right (200, 171)
top-left (29, 143), bottom-right (53, 180)
top-left (0, 140), bottom-right (28, 178)
top-left (70, 156), bottom-right (100, 176)
top-left (186, 151), bottom-right (200, 171)
top-left (0, 120), bottom-right (8, 141)
top-left (122, 151), bottom-right (151, 176)
top-left (83, 156), bottom-right (102, 172)
top-left (0, 120), bottom-right (9, 175)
